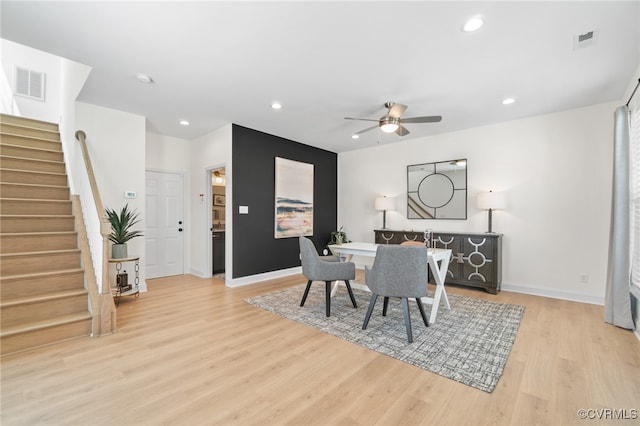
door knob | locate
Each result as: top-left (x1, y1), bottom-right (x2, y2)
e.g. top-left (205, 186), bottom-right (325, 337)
top-left (179, 221), bottom-right (183, 225)
top-left (179, 228), bottom-right (183, 232)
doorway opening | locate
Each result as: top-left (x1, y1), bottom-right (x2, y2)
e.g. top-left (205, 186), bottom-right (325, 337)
top-left (211, 167), bottom-right (226, 278)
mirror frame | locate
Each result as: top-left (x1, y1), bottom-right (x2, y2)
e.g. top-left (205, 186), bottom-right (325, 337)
top-left (407, 159), bottom-right (467, 220)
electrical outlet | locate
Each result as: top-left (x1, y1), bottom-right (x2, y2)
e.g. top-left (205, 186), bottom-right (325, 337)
top-left (580, 274), bottom-right (589, 284)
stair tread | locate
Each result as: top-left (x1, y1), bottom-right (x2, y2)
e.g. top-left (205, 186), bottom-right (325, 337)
top-left (0, 215), bottom-right (73, 219)
top-left (0, 181), bottom-right (69, 189)
top-left (1, 229), bottom-right (77, 234)
top-left (0, 167), bottom-right (66, 176)
top-left (0, 268), bottom-right (84, 281)
top-left (1, 289), bottom-right (88, 308)
top-left (0, 141), bottom-right (62, 153)
top-left (1, 231), bottom-right (77, 236)
top-left (0, 198), bottom-right (71, 202)
top-left (0, 155), bottom-right (64, 164)
top-left (0, 248), bottom-right (80, 258)
top-left (0, 131), bottom-right (61, 144)
top-left (1, 312), bottom-right (92, 337)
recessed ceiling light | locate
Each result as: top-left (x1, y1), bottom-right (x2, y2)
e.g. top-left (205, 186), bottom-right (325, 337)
top-left (351, 134), bottom-right (359, 139)
top-left (463, 17), bottom-right (484, 32)
top-left (271, 102), bottom-right (282, 110)
top-left (179, 120), bottom-right (190, 126)
top-left (136, 73), bottom-right (153, 84)
top-left (502, 98), bottom-right (515, 105)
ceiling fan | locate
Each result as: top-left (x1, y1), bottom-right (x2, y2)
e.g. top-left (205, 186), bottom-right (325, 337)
top-left (345, 102), bottom-right (442, 137)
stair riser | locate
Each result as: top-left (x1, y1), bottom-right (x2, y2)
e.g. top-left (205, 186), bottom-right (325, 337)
top-left (0, 157), bottom-right (65, 174)
top-left (1, 271), bottom-right (85, 299)
top-left (0, 133), bottom-right (61, 151)
top-left (1, 123), bottom-right (60, 140)
top-left (1, 114), bottom-right (60, 132)
top-left (0, 199), bottom-right (72, 215)
top-left (0, 233), bottom-right (78, 254)
top-left (0, 217), bottom-right (75, 233)
top-left (0, 251), bottom-right (80, 276)
top-left (1, 183), bottom-right (70, 200)
top-left (1, 318), bottom-right (91, 356)
top-left (1, 294), bottom-right (88, 328)
top-left (1, 145), bottom-right (63, 162)
top-left (0, 169), bottom-right (67, 186)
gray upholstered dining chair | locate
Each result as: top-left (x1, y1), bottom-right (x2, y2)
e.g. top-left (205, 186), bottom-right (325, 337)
top-left (362, 245), bottom-right (430, 343)
top-left (299, 236), bottom-right (357, 317)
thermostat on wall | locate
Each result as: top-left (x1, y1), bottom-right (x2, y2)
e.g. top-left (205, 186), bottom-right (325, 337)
top-left (124, 191), bottom-right (137, 199)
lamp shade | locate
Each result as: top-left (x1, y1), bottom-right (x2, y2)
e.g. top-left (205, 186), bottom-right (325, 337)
top-left (477, 191), bottom-right (506, 210)
top-left (375, 196), bottom-right (395, 211)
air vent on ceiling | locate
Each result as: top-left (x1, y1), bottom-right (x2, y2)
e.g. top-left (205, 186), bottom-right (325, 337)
top-left (15, 66), bottom-right (45, 101)
top-left (574, 30), bottom-right (596, 49)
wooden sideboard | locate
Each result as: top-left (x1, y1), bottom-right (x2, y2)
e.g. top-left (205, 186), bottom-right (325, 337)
top-left (374, 229), bottom-right (503, 294)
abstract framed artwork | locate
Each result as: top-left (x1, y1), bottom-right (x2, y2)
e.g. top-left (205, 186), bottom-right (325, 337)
top-left (274, 157), bottom-right (314, 238)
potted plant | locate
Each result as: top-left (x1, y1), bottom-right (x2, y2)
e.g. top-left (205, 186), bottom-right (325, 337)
top-left (106, 204), bottom-right (144, 259)
top-left (330, 226), bottom-right (350, 245)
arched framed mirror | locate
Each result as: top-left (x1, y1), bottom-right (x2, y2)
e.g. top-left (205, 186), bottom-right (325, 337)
top-left (407, 159), bottom-right (467, 219)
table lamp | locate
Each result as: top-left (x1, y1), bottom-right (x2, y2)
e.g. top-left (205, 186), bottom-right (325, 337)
top-left (375, 196), bottom-right (395, 229)
top-left (477, 191), bottom-right (506, 233)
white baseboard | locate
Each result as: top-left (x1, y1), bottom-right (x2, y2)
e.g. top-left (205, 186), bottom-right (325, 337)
top-left (227, 266), bottom-right (302, 287)
top-left (501, 282), bottom-right (604, 305)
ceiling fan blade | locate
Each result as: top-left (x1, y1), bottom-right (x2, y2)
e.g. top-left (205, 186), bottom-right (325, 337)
top-left (388, 103), bottom-right (407, 118)
top-left (353, 125), bottom-right (378, 136)
top-left (396, 125), bottom-right (410, 136)
top-left (344, 117), bottom-right (378, 122)
top-left (400, 115), bottom-right (442, 124)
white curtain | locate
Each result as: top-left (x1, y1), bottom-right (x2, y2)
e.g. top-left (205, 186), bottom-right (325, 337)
top-left (604, 106), bottom-right (634, 328)
top-left (630, 98), bottom-right (640, 295)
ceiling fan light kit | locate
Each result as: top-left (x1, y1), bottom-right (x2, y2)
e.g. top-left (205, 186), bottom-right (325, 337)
top-left (379, 117), bottom-right (400, 133)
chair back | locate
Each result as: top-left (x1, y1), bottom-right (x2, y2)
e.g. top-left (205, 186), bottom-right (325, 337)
top-left (299, 236), bottom-right (321, 278)
top-left (366, 245), bottom-right (429, 298)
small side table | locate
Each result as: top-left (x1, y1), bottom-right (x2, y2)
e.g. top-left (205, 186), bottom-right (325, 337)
top-left (109, 256), bottom-right (140, 306)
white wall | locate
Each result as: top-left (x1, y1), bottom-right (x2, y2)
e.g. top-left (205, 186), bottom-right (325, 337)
top-left (0, 39), bottom-right (61, 123)
top-left (75, 102), bottom-right (147, 290)
top-left (187, 125), bottom-right (232, 279)
top-left (338, 102), bottom-right (617, 304)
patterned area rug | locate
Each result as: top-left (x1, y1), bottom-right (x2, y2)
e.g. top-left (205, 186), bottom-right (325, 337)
top-left (245, 284), bottom-right (525, 393)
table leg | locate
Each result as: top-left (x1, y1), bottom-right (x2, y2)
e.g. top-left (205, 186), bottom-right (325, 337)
top-left (424, 251), bottom-right (452, 324)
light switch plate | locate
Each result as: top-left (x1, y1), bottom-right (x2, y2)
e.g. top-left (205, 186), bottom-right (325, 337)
top-left (239, 205), bottom-right (249, 214)
top-left (124, 191), bottom-right (136, 199)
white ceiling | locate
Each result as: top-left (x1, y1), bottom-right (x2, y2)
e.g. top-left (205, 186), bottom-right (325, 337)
top-left (1, 1), bottom-right (639, 153)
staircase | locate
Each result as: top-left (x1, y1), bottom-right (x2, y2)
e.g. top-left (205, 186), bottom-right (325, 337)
top-left (0, 114), bottom-right (92, 356)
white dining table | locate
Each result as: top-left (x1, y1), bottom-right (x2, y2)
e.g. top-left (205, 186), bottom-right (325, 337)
top-left (327, 242), bottom-right (453, 324)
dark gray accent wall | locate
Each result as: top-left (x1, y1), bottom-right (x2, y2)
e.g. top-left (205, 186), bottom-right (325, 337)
top-left (232, 125), bottom-right (337, 278)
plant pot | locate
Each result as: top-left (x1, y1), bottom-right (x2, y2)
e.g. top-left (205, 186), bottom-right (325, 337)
top-left (112, 243), bottom-right (128, 259)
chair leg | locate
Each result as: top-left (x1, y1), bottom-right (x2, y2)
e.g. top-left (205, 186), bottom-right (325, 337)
top-left (344, 280), bottom-right (358, 308)
top-left (382, 297), bottom-right (389, 316)
top-left (416, 298), bottom-right (429, 327)
top-left (325, 281), bottom-right (332, 317)
top-left (300, 280), bottom-right (313, 307)
top-left (362, 293), bottom-right (378, 330)
top-left (401, 297), bottom-right (413, 343)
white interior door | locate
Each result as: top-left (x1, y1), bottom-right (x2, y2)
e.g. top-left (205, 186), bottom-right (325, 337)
top-left (146, 170), bottom-right (184, 279)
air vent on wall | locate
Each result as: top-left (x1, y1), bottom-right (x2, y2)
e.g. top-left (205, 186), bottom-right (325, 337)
top-left (15, 66), bottom-right (45, 101)
top-left (574, 30), bottom-right (596, 50)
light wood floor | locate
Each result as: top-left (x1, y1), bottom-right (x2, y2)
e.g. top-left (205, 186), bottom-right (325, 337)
top-left (2, 273), bottom-right (639, 426)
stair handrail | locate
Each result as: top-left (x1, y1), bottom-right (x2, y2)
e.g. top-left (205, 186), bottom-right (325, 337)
top-left (75, 130), bottom-right (116, 333)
